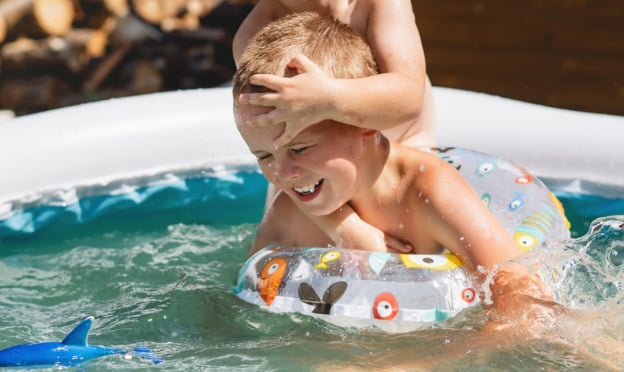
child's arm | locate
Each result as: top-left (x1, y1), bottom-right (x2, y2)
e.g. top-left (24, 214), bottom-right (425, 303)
top-left (238, 0), bottom-right (429, 146)
top-left (250, 191), bottom-right (332, 256)
top-left (232, 0), bottom-right (274, 66)
top-left (303, 203), bottom-right (413, 253)
top-left (482, 269), bottom-right (567, 334)
top-left (419, 157), bottom-right (565, 326)
top-left (253, 192), bottom-right (412, 255)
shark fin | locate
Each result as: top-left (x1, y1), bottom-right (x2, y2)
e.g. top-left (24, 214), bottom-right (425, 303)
top-left (61, 316), bottom-right (93, 346)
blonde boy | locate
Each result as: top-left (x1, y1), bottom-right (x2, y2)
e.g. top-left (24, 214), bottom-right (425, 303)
top-left (233, 12), bottom-right (562, 328)
top-left (234, 0), bottom-right (436, 252)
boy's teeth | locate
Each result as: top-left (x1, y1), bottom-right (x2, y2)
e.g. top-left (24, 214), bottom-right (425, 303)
top-left (294, 180), bottom-right (321, 194)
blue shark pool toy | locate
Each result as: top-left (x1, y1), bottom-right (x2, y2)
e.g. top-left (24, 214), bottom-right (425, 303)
top-left (0, 316), bottom-right (163, 367)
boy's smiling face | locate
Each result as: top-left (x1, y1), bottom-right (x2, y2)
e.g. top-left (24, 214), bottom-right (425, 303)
top-left (236, 102), bottom-right (367, 216)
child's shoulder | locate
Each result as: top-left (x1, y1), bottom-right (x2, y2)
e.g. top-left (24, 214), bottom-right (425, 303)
top-left (394, 144), bottom-right (447, 166)
top-left (395, 145), bottom-right (462, 187)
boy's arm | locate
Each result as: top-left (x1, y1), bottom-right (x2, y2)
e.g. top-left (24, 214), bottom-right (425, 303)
top-left (419, 157), bottom-right (565, 328)
top-left (250, 191), bottom-right (332, 256)
top-left (232, 0), bottom-right (275, 65)
top-left (419, 157), bottom-right (525, 271)
top-left (252, 192), bottom-right (412, 255)
top-left (303, 203), bottom-right (413, 253)
top-left (241, 0), bottom-right (429, 146)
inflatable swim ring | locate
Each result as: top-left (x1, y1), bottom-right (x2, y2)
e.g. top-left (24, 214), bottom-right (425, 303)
top-left (234, 147), bottom-right (570, 331)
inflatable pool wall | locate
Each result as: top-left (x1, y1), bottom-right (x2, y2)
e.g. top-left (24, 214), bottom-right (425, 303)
top-left (0, 86), bottom-right (623, 238)
top-left (2, 87), bottom-right (623, 203)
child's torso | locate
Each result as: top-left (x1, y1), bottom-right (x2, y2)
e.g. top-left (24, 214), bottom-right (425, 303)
top-left (276, 0), bottom-right (369, 35)
top-left (351, 146), bottom-right (447, 254)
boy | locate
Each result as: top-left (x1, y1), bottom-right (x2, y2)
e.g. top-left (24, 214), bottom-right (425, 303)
top-left (233, 12), bottom-right (562, 329)
top-left (234, 1), bottom-right (435, 252)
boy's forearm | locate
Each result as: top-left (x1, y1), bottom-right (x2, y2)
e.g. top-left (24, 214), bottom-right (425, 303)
top-left (328, 72), bottom-right (426, 131)
top-left (304, 206), bottom-right (394, 252)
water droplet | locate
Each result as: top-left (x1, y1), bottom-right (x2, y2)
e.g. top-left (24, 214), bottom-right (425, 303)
top-left (608, 243), bottom-right (624, 266)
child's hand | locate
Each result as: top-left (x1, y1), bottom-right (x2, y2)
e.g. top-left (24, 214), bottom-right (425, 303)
top-left (238, 54), bottom-right (334, 147)
top-left (483, 269), bottom-right (568, 336)
top-left (332, 211), bottom-right (412, 253)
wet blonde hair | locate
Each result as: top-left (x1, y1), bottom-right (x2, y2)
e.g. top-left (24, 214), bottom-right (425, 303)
top-left (233, 11), bottom-right (378, 99)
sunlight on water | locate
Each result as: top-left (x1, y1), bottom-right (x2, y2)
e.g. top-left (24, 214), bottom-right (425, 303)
top-left (1, 216), bottom-right (623, 370)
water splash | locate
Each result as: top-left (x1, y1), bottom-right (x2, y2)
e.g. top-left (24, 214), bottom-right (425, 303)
top-left (533, 216), bottom-right (624, 309)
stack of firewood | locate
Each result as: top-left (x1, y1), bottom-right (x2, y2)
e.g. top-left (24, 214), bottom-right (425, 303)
top-left (0, 0), bottom-right (255, 115)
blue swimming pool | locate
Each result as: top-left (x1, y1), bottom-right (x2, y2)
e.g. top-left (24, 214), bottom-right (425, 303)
top-left (1, 169), bottom-right (623, 370)
top-left (1, 168), bottom-right (620, 241)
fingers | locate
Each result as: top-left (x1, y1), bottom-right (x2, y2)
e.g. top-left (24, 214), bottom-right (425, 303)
top-left (238, 91), bottom-right (279, 107)
top-left (287, 54), bottom-right (323, 74)
top-left (384, 236), bottom-right (413, 253)
top-left (248, 109), bottom-right (283, 127)
top-left (250, 74), bottom-right (285, 92)
top-left (237, 74), bottom-right (285, 107)
top-left (273, 127), bottom-right (297, 148)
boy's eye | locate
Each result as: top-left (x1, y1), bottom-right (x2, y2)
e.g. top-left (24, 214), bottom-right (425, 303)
top-left (256, 153), bottom-right (272, 161)
top-left (291, 146), bottom-right (310, 155)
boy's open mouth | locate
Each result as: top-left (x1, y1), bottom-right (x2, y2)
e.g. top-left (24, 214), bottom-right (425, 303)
top-left (293, 179), bottom-right (324, 197)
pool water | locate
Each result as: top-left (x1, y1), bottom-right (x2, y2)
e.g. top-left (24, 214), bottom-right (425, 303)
top-left (1, 172), bottom-right (623, 371)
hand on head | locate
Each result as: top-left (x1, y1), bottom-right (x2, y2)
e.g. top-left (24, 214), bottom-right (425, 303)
top-left (238, 54), bottom-right (333, 148)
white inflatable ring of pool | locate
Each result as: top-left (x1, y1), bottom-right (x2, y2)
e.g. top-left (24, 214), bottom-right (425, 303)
top-left (1, 86), bottom-right (623, 210)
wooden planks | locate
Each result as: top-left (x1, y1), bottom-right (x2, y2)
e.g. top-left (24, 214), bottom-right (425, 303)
top-left (413, 0), bottom-right (624, 115)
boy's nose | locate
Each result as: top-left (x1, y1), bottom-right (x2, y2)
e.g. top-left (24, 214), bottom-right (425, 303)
top-left (274, 159), bottom-right (302, 182)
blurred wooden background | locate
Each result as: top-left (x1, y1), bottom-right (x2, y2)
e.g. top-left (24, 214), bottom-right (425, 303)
top-left (413, 0), bottom-right (624, 115)
top-left (0, 0), bottom-right (254, 115)
top-left (0, 0), bottom-right (622, 116)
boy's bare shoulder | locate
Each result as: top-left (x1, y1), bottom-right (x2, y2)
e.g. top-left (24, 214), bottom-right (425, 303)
top-left (396, 146), bottom-right (461, 190)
